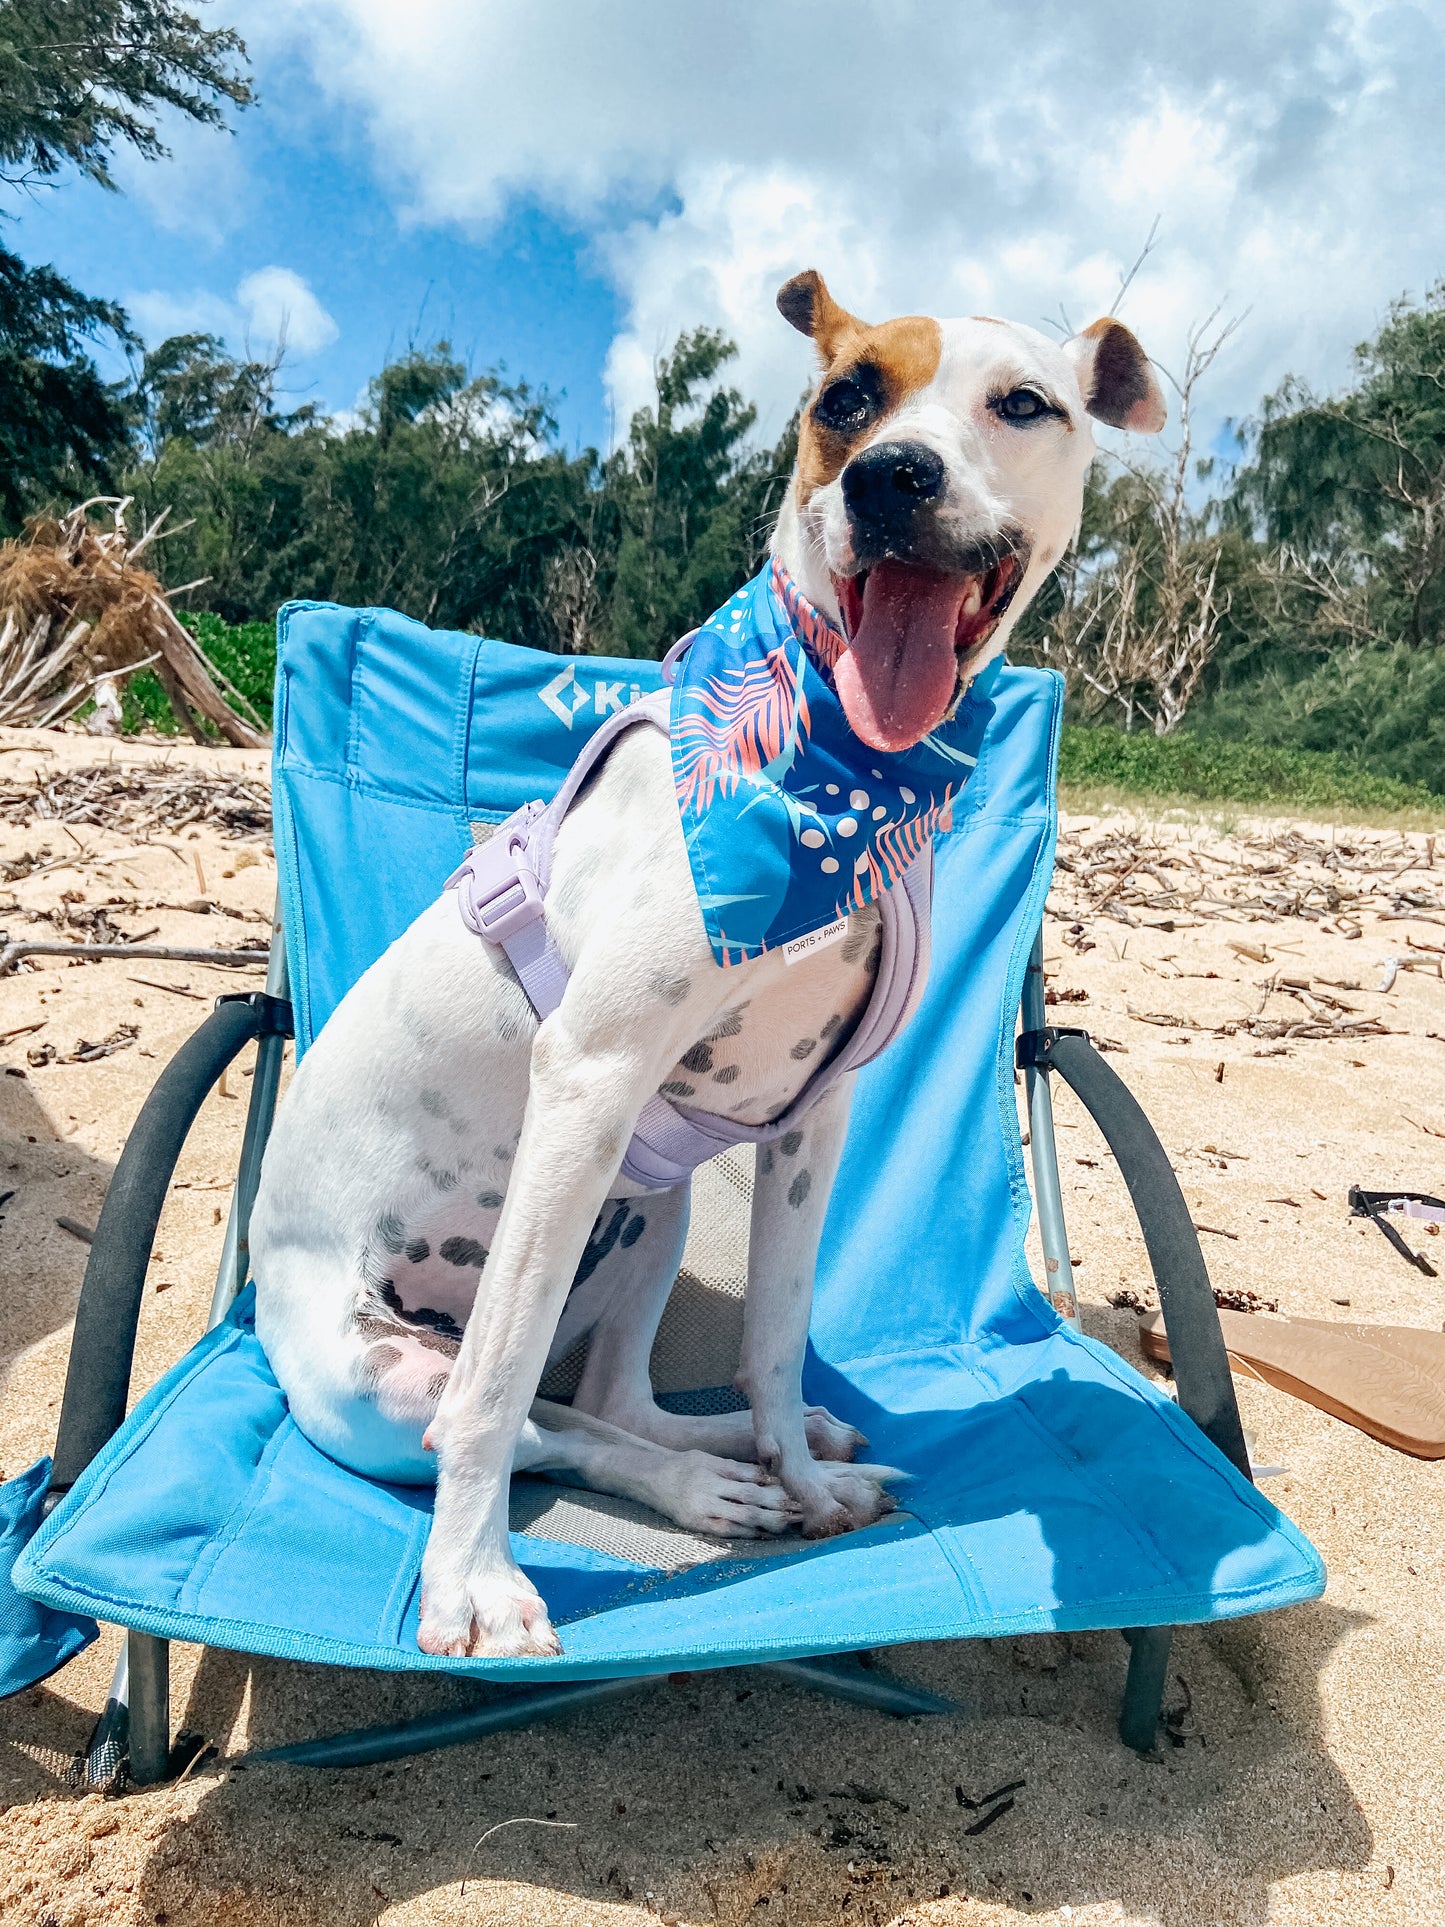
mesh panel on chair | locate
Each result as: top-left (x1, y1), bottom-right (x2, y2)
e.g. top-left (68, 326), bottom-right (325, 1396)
top-left (523, 1147), bottom-right (779, 1567)
top-left (537, 1146), bottom-right (753, 1405)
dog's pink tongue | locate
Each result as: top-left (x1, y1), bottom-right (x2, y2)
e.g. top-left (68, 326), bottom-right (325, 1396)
top-left (834, 562), bottom-right (965, 752)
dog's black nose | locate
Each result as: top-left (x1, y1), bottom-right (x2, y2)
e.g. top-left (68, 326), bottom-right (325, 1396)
top-left (841, 441), bottom-right (946, 526)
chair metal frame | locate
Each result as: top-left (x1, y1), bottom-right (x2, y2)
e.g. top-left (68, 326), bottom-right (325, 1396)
top-left (45, 910), bottom-right (1248, 1783)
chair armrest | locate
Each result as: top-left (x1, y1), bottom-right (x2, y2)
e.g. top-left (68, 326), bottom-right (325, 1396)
top-left (1017, 1027), bottom-right (1251, 1479)
top-left (48, 994), bottom-right (290, 1497)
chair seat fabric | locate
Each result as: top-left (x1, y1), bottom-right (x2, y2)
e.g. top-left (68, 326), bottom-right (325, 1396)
top-left (14, 1287), bottom-right (1322, 1680)
top-left (11, 604), bottom-right (1324, 1677)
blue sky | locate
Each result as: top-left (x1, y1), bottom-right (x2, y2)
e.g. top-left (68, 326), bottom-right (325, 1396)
top-left (7, 99), bottom-right (624, 451)
top-left (7, 0), bottom-right (1445, 464)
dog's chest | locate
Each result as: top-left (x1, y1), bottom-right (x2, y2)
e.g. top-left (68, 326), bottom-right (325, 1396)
top-left (542, 719), bottom-right (885, 1130)
top-left (658, 900), bottom-right (882, 1127)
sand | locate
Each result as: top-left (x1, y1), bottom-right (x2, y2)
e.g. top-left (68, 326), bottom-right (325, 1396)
top-left (0, 724), bottom-right (1442, 1927)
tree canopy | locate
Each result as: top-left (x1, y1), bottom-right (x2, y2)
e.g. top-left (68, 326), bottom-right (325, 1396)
top-left (0, 0), bottom-right (251, 189)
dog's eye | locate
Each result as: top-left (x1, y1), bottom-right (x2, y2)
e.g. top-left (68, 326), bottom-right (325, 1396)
top-left (815, 375), bottom-right (877, 433)
top-left (994, 387), bottom-right (1059, 424)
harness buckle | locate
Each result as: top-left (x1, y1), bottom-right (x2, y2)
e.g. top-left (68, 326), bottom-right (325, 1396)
top-left (453, 804), bottom-right (548, 945)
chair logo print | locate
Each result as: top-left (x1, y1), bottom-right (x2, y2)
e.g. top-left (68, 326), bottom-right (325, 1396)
top-left (539, 662), bottom-right (650, 730)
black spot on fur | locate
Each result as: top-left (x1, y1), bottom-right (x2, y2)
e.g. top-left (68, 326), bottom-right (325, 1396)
top-left (781, 1130), bottom-right (804, 1157)
top-left (476, 1189), bottom-right (505, 1210)
top-left (572, 1200), bottom-right (629, 1293)
top-left (760, 1147), bottom-right (775, 1176)
top-left (708, 1005), bottom-right (747, 1040)
top-left (651, 972), bottom-right (691, 1007)
top-left (819, 1013), bottom-right (843, 1040)
top-left (420, 1160), bottom-right (460, 1192)
top-left (680, 1041), bottom-right (713, 1073)
top-left (419, 1088), bottom-right (448, 1119)
top-left (439, 1235), bottom-right (488, 1269)
top-left (361, 1341), bottom-right (402, 1387)
top-left (376, 1212), bottom-right (406, 1255)
top-left (620, 1212), bottom-right (647, 1248)
top-left (427, 1371), bottom-right (451, 1402)
top-left (493, 1144), bottom-right (513, 1163)
top-left (404, 1238), bottom-right (430, 1264)
top-left (713, 1064), bottom-right (741, 1085)
top-left (790, 1037), bottom-right (817, 1061)
top-left (788, 1169), bottom-right (813, 1209)
top-left (660, 1080), bottom-right (695, 1097)
top-left (863, 937), bottom-right (883, 975)
top-left (378, 1281), bottom-right (464, 1348)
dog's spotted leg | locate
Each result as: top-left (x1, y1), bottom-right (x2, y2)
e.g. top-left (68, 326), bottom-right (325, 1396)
top-left (567, 1182), bottom-right (860, 1464)
top-left (417, 969), bottom-right (712, 1660)
top-left (737, 1077), bottom-right (903, 1536)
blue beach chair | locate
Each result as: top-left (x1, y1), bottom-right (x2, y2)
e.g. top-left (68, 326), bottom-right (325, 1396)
top-left (1, 604), bottom-right (1324, 1783)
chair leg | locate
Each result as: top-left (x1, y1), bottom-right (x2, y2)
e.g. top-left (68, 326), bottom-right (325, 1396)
top-left (127, 1634), bottom-right (172, 1785)
top-left (767, 1654), bottom-right (958, 1717)
top-left (1118, 1625), bottom-right (1172, 1753)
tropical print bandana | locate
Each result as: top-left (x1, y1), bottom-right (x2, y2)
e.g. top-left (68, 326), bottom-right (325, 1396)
top-left (671, 558), bottom-right (992, 966)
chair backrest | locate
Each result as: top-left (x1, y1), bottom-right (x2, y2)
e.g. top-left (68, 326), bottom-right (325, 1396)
top-left (273, 601), bottom-right (1064, 1365)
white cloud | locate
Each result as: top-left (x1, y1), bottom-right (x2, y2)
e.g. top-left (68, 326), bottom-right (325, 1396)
top-left (126, 266), bottom-right (338, 359)
top-left (237, 266), bottom-right (339, 355)
top-left (247, 0), bottom-right (1445, 447)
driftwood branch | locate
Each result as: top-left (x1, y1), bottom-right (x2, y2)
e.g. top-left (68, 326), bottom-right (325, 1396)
top-left (0, 500), bottom-right (266, 747)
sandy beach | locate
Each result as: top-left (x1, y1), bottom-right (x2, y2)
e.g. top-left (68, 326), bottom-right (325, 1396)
top-left (0, 725), bottom-right (1442, 1927)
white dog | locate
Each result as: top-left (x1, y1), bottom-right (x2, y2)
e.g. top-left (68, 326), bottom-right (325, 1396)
top-left (251, 272), bottom-right (1165, 1660)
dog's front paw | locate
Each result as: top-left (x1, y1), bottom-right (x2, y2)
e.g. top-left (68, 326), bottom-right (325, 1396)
top-left (804, 1405), bottom-right (868, 1462)
top-left (792, 1460), bottom-right (906, 1539)
top-left (418, 1557), bottom-right (561, 1659)
top-left (655, 1451), bottom-right (803, 1538)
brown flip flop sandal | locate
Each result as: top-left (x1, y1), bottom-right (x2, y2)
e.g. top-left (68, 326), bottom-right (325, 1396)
top-left (1138, 1309), bottom-right (1445, 1458)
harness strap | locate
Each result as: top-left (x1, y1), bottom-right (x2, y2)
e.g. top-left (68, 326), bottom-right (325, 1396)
top-left (448, 689), bottom-right (932, 1191)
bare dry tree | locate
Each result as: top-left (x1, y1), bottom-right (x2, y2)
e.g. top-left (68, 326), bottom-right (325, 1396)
top-left (540, 544), bottom-right (604, 654)
top-left (1039, 303), bottom-right (1242, 735)
top-left (0, 498), bottom-right (266, 745)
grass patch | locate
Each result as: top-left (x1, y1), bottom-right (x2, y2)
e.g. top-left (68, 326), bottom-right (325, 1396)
top-left (1059, 723), bottom-right (1445, 822)
top-left (120, 612), bottom-right (276, 735)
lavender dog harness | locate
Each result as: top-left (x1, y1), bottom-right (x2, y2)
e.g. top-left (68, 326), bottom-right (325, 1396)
top-left (448, 561), bottom-right (988, 1191)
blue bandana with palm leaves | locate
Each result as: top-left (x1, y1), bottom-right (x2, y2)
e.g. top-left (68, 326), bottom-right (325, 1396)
top-left (670, 560), bottom-right (993, 966)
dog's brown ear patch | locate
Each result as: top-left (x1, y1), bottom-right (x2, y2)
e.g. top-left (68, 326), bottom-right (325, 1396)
top-left (1068, 318), bottom-right (1167, 433)
top-left (777, 270), bottom-right (866, 362)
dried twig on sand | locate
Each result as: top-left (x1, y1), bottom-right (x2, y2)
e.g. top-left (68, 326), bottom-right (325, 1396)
top-left (1048, 821), bottom-right (1444, 931)
top-left (0, 499), bottom-right (265, 746)
top-left (0, 763), bottom-right (271, 840)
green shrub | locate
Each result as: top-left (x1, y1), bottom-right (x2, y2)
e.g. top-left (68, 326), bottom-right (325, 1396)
top-left (1188, 645), bottom-right (1445, 795)
top-left (1059, 722), bottom-right (1443, 815)
top-left (119, 610), bottom-right (275, 735)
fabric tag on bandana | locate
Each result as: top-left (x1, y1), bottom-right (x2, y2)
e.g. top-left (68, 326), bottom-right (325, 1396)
top-left (782, 916), bottom-right (849, 966)
top-left (669, 559), bottom-right (992, 966)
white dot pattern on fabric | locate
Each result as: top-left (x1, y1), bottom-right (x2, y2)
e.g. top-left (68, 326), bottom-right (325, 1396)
top-left (900, 786), bottom-right (916, 804)
top-left (850, 789), bottom-right (869, 809)
top-left (872, 805), bottom-right (887, 821)
top-left (800, 828), bottom-right (826, 849)
top-left (821, 856), bottom-right (839, 874)
top-left (871, 768), bottom-right (883, 778)
top-left (826, 783), bottom-right (840, 796)
top-left (855, 852), bottom-right (870, 872)
top-left (836, 817), bottom-right (857, 837)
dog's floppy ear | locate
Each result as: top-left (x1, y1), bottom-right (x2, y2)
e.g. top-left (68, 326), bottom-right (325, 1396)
top-left (1066, 318), bottom-right (1167, 433)
top-left (777, 270), bottom-right (865, 363)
